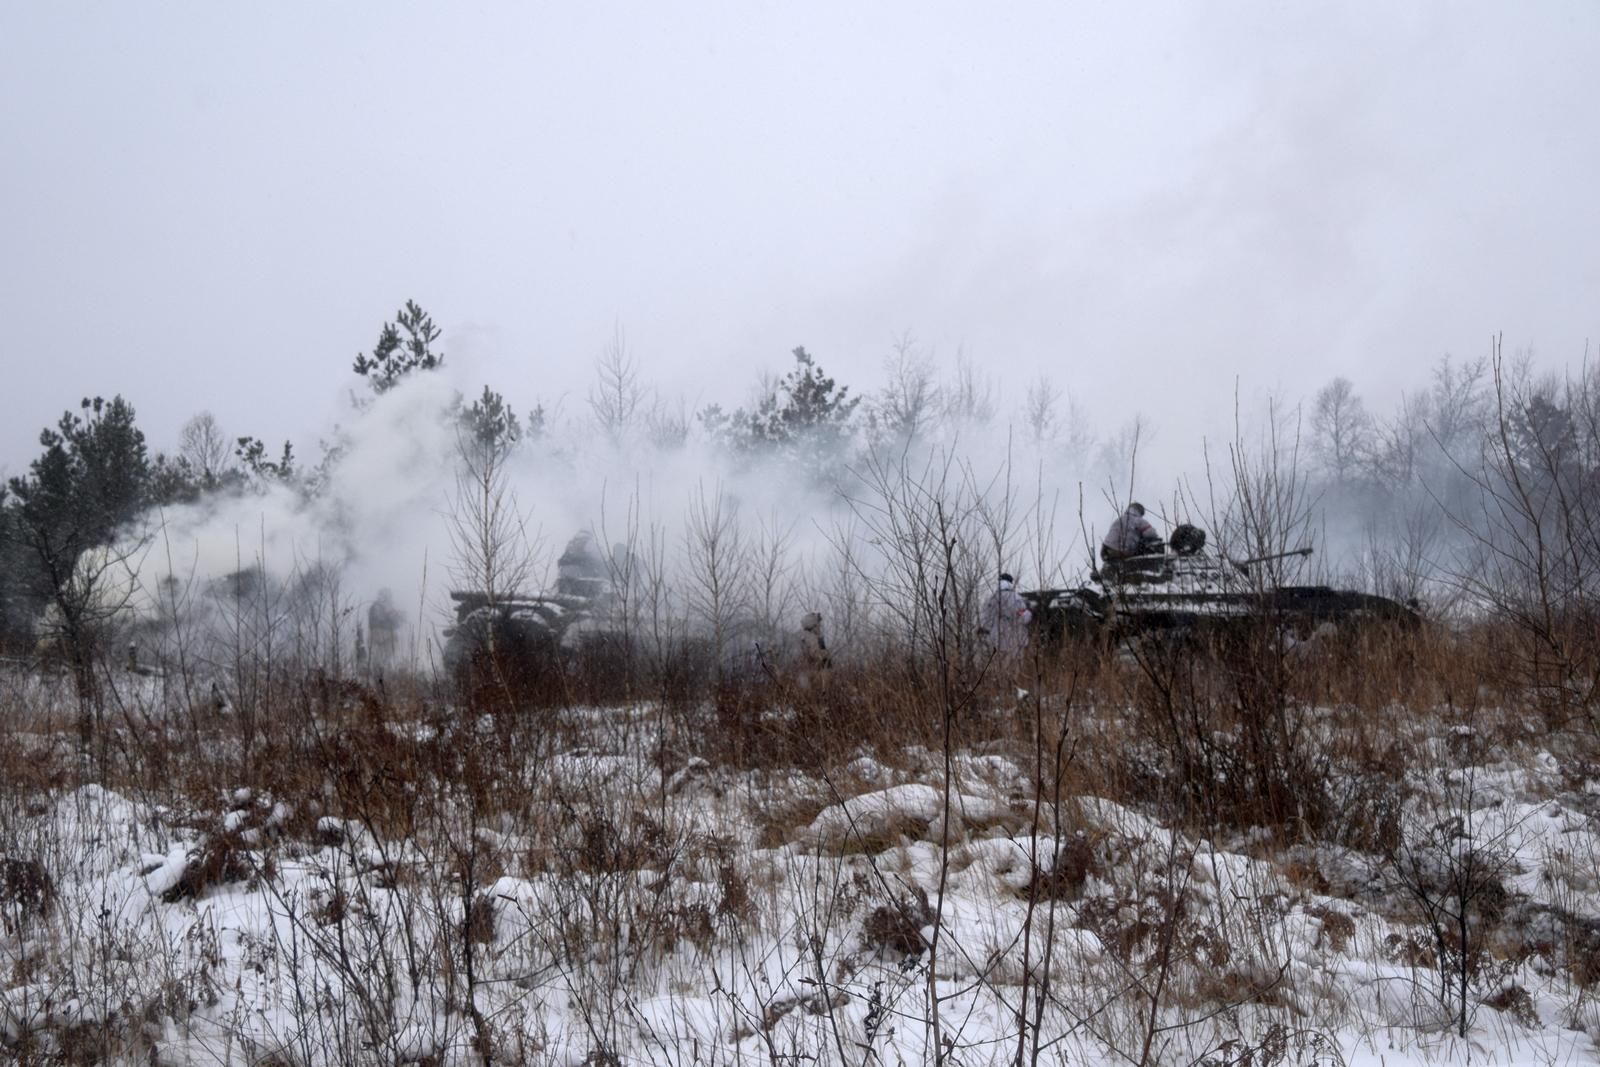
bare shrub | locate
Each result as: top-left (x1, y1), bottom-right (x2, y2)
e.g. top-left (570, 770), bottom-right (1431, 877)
top-left (1447, 343), bottom-right (1600, 736)
top-left (158, 831), bottom-right (252, 903)
top-left (1117, 401), bottom-right (1346, 841)
top-left (0, 855), bottom-right (55, 932)
top-left (861, 886), bottom-right (934, 957)
top-left (1383, 706), bottom-right (1532, 1038)
top-left (1025, 829), bottom-right (1101, 902)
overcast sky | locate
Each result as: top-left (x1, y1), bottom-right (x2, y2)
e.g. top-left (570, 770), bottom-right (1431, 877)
top-left (3, 2), bottom-right (1597, 475)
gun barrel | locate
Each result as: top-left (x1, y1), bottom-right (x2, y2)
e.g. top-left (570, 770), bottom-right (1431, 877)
top-left (1233, 546), bottom-right (1314, 567)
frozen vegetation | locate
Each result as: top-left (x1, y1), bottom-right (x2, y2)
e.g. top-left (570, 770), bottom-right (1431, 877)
top-left (2, 638), bottom-right (1600, 1066)
top-left (1, 318), bottom-right (1597, 1065)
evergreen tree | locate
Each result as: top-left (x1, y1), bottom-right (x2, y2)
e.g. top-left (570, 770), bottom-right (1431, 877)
top-left (8, 397), bottom-right (151, 555)
top-left (461, 385), bottom-right (522, 459)
top-left (763, 346), bottom-right (860, 442)
top-left (4, 396), bottom-right (154, 740)
top-left (714, 347), bottom-right (860, 481)
top-left (353, 300), bottom-right (446, 395)
top-left (146, 452), bottom-right (204, 507)
top-left (0, 489), bottom-right (29, 651)
top-left (234, 436), bottom-right (297, 486)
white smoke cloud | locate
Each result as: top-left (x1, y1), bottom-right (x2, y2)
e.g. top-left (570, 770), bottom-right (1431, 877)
top-left (105, 356), bottom-right (1248, 676)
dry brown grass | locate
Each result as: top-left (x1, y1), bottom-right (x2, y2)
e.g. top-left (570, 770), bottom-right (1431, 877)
top-left (2, 607), bottom-right (1590, 862)
top-left (0, 601), bottom-right (1596, 1063)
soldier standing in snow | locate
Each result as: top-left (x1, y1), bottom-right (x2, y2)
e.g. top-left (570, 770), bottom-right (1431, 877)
top-left (796, 611), bottom-right (831, 688)
top-left (979, 573), bottom-right (1033, 657)
top-left (367, 590), bottom-right (402, 672)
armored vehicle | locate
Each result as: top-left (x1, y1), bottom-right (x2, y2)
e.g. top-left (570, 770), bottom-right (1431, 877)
top-left (441, 531), bottom-right (621, 678)
top-left (1022, 523), bottom-right (1420, 644)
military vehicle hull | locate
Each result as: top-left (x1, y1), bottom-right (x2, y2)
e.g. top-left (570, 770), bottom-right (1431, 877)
top-left (1023, 543), bottom-right (1420, 644)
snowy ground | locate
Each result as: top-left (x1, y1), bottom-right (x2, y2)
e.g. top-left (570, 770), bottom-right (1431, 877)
top-left (2, 695), bottom-right (1599, 1065)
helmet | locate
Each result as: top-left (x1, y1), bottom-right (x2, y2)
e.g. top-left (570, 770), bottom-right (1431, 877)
top-left (1128, 502), bottom-right (1146, 517)
top-left (999, 572), bottom-right (1015, 585)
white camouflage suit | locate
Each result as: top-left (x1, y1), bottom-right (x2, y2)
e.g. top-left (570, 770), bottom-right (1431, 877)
top-left (1102, 505), bottom-right (1161, 558)
top-left (979, 577), bottom-right (1033, 655)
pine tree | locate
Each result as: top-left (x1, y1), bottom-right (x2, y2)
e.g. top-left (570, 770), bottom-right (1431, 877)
top-left (234, 437), bottom-right (297, 486)
top-left (353, 300), bottom-right (445, 395)
top-left (461, 385), bottom-right (522, 459)
top-left (719, 347), bottom-right (860, 482)
top-left (8, 396), bottom-right (151, 559)
top-left (5, 396), bottom-right (154, 746)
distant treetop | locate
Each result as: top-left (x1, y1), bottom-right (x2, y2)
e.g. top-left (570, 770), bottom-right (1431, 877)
top-left (353, 300), bottom-right (445, 395)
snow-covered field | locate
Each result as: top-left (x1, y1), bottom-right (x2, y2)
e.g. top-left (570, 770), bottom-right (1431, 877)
top-left (2, 686), bottom-right (1599, 1066)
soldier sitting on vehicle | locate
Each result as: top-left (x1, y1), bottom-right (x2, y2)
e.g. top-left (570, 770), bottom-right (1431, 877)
top-left (1100, 502), bottom-right (1166, 580)
top-left (556, 531), bottom-right (610, 599)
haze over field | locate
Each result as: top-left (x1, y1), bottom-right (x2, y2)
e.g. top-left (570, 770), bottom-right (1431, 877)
top-left (3, 2), bottom-right (1597, 477)
top-left (7, 9), bottom-right (1600, 1066)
